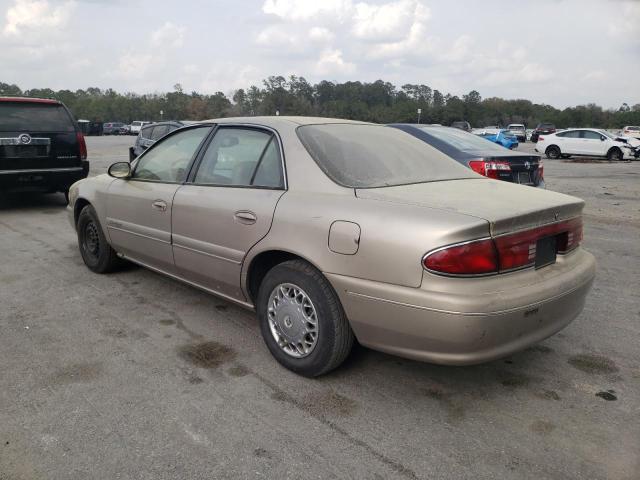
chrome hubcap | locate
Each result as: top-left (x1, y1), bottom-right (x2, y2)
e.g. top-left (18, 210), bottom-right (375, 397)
top-left (84, 222), bottom-right (100, 257)
top-left (267, 283), bottom-right (318, 358)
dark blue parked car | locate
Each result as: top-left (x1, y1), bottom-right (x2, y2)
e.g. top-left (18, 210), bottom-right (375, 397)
top-left (390, 124), bottom-right (543, 187)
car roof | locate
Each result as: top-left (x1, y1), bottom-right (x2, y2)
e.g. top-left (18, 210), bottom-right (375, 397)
top-left (0, 96), bottom-right (61, 104)
top-left (203, 116), bottom-right (372, 127)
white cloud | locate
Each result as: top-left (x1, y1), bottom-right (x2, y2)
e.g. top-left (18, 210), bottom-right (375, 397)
top-left (3, 0), bottom-right (74, 37)
top-left (150, 21), bottom-right (185, 48)
top-left (309, 27), bottom-right (334, 42)
top-left (314, 48), bottom-right (356, 75)
top-left (262, 0), bottom-right (352, 21)
top-left (352, 0), bottom-right (429, 42)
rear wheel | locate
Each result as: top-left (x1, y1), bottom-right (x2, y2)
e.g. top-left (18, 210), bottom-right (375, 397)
top-left (256, 259), bottom-right (354, 377)
top-left (77, 205), bottom-right (123, 273)
top-left (546, 146), bottom-right (561, 159)
top-left (607, 148), bottom-right (623, 161)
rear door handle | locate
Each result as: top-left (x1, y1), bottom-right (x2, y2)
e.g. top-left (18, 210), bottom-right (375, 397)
top-left (152, 200), bottom-right (167, 212)
top-left (234, 210), bottom-right (257, 225)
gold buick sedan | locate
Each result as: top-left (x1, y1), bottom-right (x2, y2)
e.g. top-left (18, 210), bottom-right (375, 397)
top-left (68, 117), bottom-right (596, 376)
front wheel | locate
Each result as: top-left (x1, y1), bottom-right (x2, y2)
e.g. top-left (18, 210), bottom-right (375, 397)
top-left (607, 148), bottom-right (623, 161)
top-left (77, 205), bottom-right (123, 273)
top-left (546, 146), bottom-right (561, 159)
top-left (256, 260), bottom-right (354, 377)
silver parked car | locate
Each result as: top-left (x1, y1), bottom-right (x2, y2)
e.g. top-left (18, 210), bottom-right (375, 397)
top-left (67, 117), bottom-right (596, 376)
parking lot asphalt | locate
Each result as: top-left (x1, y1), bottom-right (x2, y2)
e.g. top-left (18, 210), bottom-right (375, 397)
top-left (1, 136), bottom-right (639, 479)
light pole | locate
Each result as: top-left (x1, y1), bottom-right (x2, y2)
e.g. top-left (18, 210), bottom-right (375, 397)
top-left (160, 110), bottom-right (164, 121)
top-left (417, 108), bottom-right (422, 124)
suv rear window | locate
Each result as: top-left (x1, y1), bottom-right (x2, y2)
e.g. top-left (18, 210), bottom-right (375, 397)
top-left (0, 102), bottom-right (75, 132)
top-left (297, 124), bottom-right (474, 188)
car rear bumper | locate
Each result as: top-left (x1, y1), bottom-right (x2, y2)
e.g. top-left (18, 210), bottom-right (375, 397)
top-left (0, 161), bottom-right (89, 191)
top-left (326, 249), bottom-right (596, 365)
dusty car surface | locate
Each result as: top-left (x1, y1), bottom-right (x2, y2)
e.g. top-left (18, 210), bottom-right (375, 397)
top-left (67, 117), bottom-right (596, 376)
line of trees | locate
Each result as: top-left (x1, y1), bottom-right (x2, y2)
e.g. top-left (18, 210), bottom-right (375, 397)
top-left (2, 76), bottom-right (638, 129)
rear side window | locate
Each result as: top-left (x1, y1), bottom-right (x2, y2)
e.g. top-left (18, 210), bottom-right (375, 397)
top-left (298, 124), bottom-right (474, 188)
top-left (194, 128), bottom-right (284, 188)
top-left (0, 102), bottom-right (75, 132)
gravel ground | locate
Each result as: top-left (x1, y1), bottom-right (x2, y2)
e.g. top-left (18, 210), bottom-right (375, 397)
top-left (0, 135), bottom-right (638, 480)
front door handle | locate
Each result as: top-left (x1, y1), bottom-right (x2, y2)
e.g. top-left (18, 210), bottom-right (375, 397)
top-left (152, 200), bottom-right (167, 212)
top-left (234, 210), bottom-right (257, 225)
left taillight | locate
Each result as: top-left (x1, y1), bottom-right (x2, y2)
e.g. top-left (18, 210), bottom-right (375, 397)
top-left (468, 160), bottom-right (511, 179)
top-left (77, 132), bottom-right (87, 160)
top-left (423, 239), bottom-right (498, 276)
top-left (423, 218), bottom-right (583, 276)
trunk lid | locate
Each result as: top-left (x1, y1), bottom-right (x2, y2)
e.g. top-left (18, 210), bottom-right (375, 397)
top-left (356, 178), bottom-right (583, 236)
top-left (482, 154), bottom-right (542, 186)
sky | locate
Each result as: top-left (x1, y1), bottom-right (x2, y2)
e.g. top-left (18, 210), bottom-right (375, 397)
top-left (0, 0), bottom-right (638, 109)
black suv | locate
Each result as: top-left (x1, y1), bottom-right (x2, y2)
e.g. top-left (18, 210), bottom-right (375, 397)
top-left (129, 121), bottom-right (186, 161)
top-left (0, 97), bottom-right (88, 199)
top-left (531, 123), bottom-right (556, 143)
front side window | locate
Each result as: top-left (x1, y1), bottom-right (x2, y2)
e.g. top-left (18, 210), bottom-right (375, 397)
top-left (193, 128), bottom-right (284, 188)
top-left (581, 130), bottom-right (602, 140)
top-left (558, 130), bottom-right (580, 138)
top-left (141, 126), bottom-right (153, 139)
top-left (133, 126), bottom-right (210, 183)
top-left (151, 125), bottom-right (169, 140)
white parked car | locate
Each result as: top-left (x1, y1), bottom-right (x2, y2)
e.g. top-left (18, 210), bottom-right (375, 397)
top-left (507, 123), bottom-right (526, 142)
top-left (129, 121), bottom-right (151, 136)
top-left (621, 126), bottom-right (640, 139)
top-left (535, 128), bottom-right (640, 161)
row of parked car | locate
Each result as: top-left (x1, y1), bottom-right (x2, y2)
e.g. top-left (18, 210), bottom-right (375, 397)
top-left (101, 120), bottom-right (153, 136)
top-left (450, 121), bottom-right (640, 160)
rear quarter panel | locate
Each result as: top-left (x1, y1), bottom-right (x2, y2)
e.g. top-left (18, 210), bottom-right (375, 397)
top-left (243, 191), bottom-right (490, 289)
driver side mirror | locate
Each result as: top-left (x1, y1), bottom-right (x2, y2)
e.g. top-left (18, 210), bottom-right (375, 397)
top-left (108, 161), bottom-right (132, 179)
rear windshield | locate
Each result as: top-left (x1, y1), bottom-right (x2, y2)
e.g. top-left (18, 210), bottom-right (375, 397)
top-left (0, 102), bottom-right (75, 132)
top-left (509, 125), bottom-right (525, 130)
top-left (421, 127), bottom-right (510, 153)
top-left (625, 126), bottom-right (640, 131)
top-left (297, 124), bottom-right (474, 188)
top-left (539, 123), bottom-right (555, 128)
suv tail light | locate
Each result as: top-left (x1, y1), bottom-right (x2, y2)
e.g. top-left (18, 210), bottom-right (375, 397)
top-left (423, 218), bottom-right (583, 276)
top-left (77, 132), bottom-right (87, 160)
top-left (468, 160), bottom-right (511, 179)
top-left (538, 160), bottom-right (544, 179)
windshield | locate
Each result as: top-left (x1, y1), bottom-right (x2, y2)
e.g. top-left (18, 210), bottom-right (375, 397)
top-left (508, 125), bottom-right (525, 131)
top-left (0, 102), bottom-right (75, 132)
top-left (421, 126), bottom-right (511, 153)
top-left (297, 124), bottom-right (475, 188)
top-left (600, 130), bottom-right (616, 139)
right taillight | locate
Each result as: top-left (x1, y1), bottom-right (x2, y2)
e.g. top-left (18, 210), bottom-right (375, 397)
top-left (423, 218), bottom-right (583, 276)
top-left (468, 160), bottom-right (511, 179)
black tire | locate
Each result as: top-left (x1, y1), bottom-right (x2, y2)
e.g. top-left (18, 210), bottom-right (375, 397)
top-left (607, 148), bottom-right (623, 161)
top-left (256, 259), bottom-right (354, 377)
top-left (546, 145), bottom-right (561, 159)
top-left (77, 205), bottom-right (123, 273)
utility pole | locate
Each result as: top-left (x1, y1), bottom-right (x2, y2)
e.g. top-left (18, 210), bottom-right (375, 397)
top-left (417, 108), bottom-right (422, 124)
top-left (160, 110), bottom-right (164, 121)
